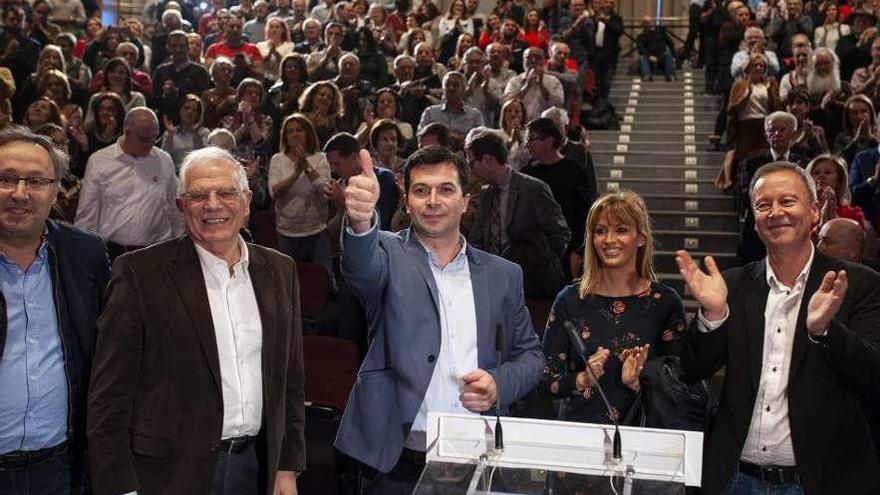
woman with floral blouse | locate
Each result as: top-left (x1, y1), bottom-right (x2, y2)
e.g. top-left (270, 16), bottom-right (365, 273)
top-left (539, 190), bottom-right (686, 424)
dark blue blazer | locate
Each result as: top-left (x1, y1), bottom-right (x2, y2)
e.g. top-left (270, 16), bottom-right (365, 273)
top-left (334, 221), bottom-right (544, 472)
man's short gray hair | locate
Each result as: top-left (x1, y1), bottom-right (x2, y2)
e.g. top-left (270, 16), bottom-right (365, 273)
top-left (338, 52), bottom-right (360, 70)
top-left (162, 8), bottom-right (182, 24)
top-left (123, 107), bottom-right (159, 133)
top-left (206, 128), bottom-right (236, 151)
top-left (463, 46), bottom-right (484, 60)
top-left (764, 110), bottom-right (798, 132)
top-left (442, 70), bottom-right (466, 88)
top-left (749, 161), bottom-right (817, 204)
top-left (177, 147), bottom-right (249, 195)
top-left (394, 54), bottom-right (414, 68)
top-left (541, 107), bottom-right (570, 128)
top-left (0, 125), bottom-right (69, 180)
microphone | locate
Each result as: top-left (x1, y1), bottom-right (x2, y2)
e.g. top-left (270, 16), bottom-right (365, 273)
top-left (563, 320), bottom-right (622, 463)
top-left (494, 323), bottom-right (504, 452)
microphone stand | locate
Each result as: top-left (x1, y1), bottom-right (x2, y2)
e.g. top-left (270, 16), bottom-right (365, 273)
top-left (494, 324), bottom-right (504, 452)
top-left (563, 321), bottom-right (622, 463)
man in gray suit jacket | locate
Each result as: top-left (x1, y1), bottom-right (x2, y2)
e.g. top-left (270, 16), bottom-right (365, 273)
top-left (334, 146), bottom-right (544, 494)
top-left (465, 127), bottom-right (571, 300)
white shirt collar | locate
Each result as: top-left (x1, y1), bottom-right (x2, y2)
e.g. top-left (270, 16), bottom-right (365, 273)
top-left (193, 235), bottom-right (250, 274)
top-left (765, 245), bottom-right (814, 291)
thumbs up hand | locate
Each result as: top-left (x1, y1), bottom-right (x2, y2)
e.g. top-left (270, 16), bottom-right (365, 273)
top-left (345, 149), bottom-right (380, 233)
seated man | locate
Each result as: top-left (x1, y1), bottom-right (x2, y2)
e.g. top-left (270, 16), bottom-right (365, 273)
top-left (806, 47), bottom-right (850, 139)
top-left (731, 26), bottom-right (781, 80)
top-left (635, 16), bottom-right (676, 81)
top-left (306, 22), bottom-right (348, 82)
top-left (418, 71), bottom-right (484, 150)
top-left (502, 48), bottom-right (565, 122)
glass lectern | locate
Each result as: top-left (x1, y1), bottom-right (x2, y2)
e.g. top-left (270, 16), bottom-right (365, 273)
top-left (413, 413), bottom-right (703, 495)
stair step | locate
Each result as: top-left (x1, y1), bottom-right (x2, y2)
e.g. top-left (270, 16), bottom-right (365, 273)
top-left (591, 131), bottom-right (713, 143)
top-left (617, 121), bottom-right (715, 133)
top-left (641, 193), bottom-right (734, 212)
top-left (655, 230), bottom-right (739, 252)
top-left (598, 177), bottom-right (716, 195)
top-left (596, 165), bottom-right (720, 180)
top-left (592, 151), bottom-right (724, 167)
top-left (591, 140), bottom-right (719, 153)
top-left (650, 210), bottom-right (739, 231)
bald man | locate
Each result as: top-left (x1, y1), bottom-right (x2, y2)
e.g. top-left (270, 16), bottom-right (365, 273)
top-left (817, 218), bottom-right (865, 263)
top-left (75, 107), bottom-right (183, 260)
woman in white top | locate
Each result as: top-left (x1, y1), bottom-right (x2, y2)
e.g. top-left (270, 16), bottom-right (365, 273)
top-left (161, 94), bottom-right (210, 171)
top-left (268, 113), bottom-right (333, 278)
top-left (500, 98), bottom-right (531, 171)
top-left (437, 0), bottom-right (475, 41)
top-left (257, 17), bottom-right (295, 84)
top-left (814, 3), bottom-right (850, 51)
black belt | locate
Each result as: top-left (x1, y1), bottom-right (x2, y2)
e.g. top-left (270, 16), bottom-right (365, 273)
top-left (0, 441), bottom-right (68, 471)
top-left (210, 435), bottom-right (256, 455)
top-left (739, 461), bottom-right (800, 485)
top-left (400, 447), bottom-right (426, 467)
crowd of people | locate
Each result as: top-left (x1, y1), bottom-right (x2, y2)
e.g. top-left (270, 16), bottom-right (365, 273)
top-left (0, 0), bottom-right (878, 494)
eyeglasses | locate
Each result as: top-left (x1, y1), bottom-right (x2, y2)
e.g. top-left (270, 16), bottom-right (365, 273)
top-left (180, 188), bottom-right (243, 203)
top-left (0, 174), bottom-right (57, 191)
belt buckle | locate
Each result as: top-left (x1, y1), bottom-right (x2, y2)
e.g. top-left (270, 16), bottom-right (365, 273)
top-left (763, 466), bottom-right (784, 485)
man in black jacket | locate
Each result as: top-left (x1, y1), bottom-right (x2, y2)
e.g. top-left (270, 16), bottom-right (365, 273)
top-left (590, 0), bottom-right (623, 103)
top-left (676, 162), bottom-right (880, 495)
top-left (635, 16), bottom-right (676, 81)
top-left (0, 126), bottom-right (110, 493)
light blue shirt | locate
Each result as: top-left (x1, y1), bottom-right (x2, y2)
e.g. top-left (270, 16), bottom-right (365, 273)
top-left (0, 243), bottom-right (69, 454)
top-left (418, 102), bottom-right (485, 139)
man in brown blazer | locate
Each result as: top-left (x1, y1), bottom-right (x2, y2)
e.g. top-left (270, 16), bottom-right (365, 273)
top-left (87, 147), bottom-right (305, 495)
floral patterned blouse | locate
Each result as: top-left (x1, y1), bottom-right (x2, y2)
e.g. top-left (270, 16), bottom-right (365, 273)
top-left (538, 282), bottom-right (686, 424)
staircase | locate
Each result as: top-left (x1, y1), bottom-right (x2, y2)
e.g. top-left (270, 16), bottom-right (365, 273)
top-left (589, 68), bottom-right (739, 309)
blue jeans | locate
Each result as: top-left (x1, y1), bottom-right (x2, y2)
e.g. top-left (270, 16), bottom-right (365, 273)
top-left (726, 469), bottom-right (804, 495)
top-left (0, 443), bottom-right (72, 495)
top-left (639, 48), bottom-right (676, 78)
top-left (211, 442), bottom-right (260, 495)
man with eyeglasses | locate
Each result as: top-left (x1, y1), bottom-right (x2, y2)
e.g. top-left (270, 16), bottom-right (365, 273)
top-left (0, 126), bottom-right (110, 494)
top-left (521, 117), bottom-right (596, 279)
top-left (75, 107), bottom-right (183, 261)
top-left (88, 146), bottom-right (305, 495)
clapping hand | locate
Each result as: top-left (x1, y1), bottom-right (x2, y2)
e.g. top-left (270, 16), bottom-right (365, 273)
top-left (675, 250), bottom-right (728, 320)
top-left (162, 114), bottom-right (176, 135)
top-left (621, 344), bottom-right (650, 392)
top-left (806, 270), bottom-right (847, 336)
top-left (576, 347), bottom-right (610, 393)
top-left (344, 149), bottom-right (379, 233)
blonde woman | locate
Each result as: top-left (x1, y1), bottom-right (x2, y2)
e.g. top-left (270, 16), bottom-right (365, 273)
top-left (538, 190), bottom-right (686, 423)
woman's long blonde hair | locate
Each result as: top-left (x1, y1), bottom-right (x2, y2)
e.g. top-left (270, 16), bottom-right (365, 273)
top-left (578, 189), bottom-right (656, 298)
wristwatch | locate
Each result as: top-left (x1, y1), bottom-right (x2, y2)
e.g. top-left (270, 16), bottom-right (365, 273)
top-left (867, 176), bottom-right (877, 187)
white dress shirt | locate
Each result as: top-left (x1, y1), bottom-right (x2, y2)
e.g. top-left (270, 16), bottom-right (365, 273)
top-left (699, 248), bottom-right (814, 466)
top-left (405, 239), bottom-right (480, 451)
top-left (75, 141), bottom-right (182, 246)
top-left (195, 238), bottom-right (264, 439)
top-left (503, 72), bottom-right (565, 122)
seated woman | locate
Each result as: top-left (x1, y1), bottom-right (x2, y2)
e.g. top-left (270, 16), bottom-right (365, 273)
top-left (85, 92), bottom-right (126, 153)
top-left (298, 81), bottom-right (344, 147)
top-left (538, 189), bottom-right (686, 424)
top-left (787, 88), bottom-right (829, 160)
top-left (356, 87), bottom-right (414, 149)
top-left (161, 94), bottom-right (211, 170)
top-left (201, 57), bottom-right (237, 128)
top-left (833, 95), bottom-right (878, 167)
top-left (268, 113), bottom-right (333, 279)
top-left (23, 97), bottom-right (63, 131)
top-left (369, 119), bottom-right (406, 173)
top-left (83, 57), bottom-right (147, 129)
top-left (807, 154), bottom-right (868, 231)
top-left (717, 53), bottom-right (780, 190)
top-left (499, 98), bottom-right (530, 171)
top-left (222, 78), bottom-right (273, 164)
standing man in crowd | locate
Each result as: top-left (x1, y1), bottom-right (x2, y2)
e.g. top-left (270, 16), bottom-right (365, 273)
top-left (88, 147), bottom-right (305, 495)
top-left (152, 30), bottom-right (212, 124)
top-left (0, 127), bottom-right (109, 494)
top-left (522, 117), bottom-right (596, 278)
top-left (418, 71), bottom-right (484, 149)
top-left (334, 146), bottom-right (544, 494)
top-left (676, 162), bottom-right (880, 494)
top-left (75, 107), bottom-right (182, 261)
top-left (465, 127), bottom-right (570, 300)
